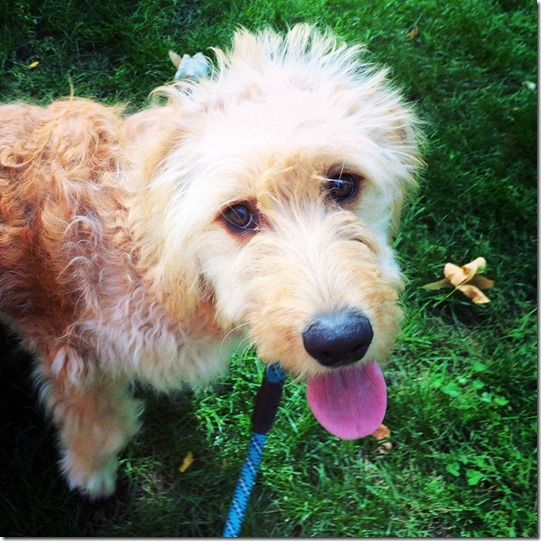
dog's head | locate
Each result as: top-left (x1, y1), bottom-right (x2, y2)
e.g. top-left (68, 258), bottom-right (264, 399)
top-left (132, 25), bottom-right (421, 438)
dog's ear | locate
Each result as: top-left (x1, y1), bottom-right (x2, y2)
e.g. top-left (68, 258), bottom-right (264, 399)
top-left (351, 86), bottom-right (422, 239)
top-left (386, 112), bottom-right (423, 239)
top-left (132, 190), bottom-right (206, 323)
top-left (318, 64), bottom-right (422, 239)
top-left (343, 95), bottom-right (421, 241)
top-left (122, 106), bottom-right (183, 185)
top-left (123, 106), bottom-right (207, 321)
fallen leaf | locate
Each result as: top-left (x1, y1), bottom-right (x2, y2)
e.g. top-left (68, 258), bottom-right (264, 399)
top-left (457, 284), bottom-right (491, 304)
top-left (376, 442), bottom-right (393, 455)
top-left (178, 451), bottom-right (194, 473)
top-left (168, 50), bottom-right (182, 69)
top-left (371, 423), bottom-right (392, 453)
top-left (406, 27), bottom-right (420, 41)
top-left (424, 257), bottom-right (494, 304)
top-left (371, 423), bottom-right (390, 441)
top-left (28, 61), bottom-right (39, 69)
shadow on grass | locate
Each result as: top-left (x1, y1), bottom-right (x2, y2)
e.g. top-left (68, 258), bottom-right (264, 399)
top-left (0, 323), bottom-right (238, 537)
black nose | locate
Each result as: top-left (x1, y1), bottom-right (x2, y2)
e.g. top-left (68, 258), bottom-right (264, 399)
top-left (302, 310), bottom-right (373, 367)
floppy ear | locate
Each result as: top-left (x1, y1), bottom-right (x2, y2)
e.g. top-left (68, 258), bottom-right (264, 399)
top-left (347, 96), bottom-right (422, 242)
top-left (346, 79), bottom-right (422, 240)
top-left (123, 105), bottom-right (206, 321)
top-left (318, 66), bottom-right (422, 240)
top-left (396, 118), bottom-right (424, 241)
top-left (385, 114), bottom-right (423, 239)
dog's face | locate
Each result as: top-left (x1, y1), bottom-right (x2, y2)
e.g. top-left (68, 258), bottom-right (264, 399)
top-left (193, 88), bottom-right (406, 374)
top-left (132, 26), bottom-right (420, 437)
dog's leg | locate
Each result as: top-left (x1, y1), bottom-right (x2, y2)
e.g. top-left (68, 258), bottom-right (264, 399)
top-left (37, 358), bottom-right (143, 499)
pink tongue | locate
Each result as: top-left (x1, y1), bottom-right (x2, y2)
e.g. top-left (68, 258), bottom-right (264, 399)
top-left (306, 362), bottom-right (387, 440)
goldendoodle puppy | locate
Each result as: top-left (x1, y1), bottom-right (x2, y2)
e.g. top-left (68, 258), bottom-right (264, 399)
top-left (0, 25), bottom-right (421, 498)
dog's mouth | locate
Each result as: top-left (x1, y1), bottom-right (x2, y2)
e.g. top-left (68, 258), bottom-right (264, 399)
top-left (306, 362), bottom-right (387, 439)
top-left (301, 309), bottom-right (386, 439)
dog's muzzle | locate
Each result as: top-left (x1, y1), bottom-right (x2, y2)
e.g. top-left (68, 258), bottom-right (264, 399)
top-left (302, 310), bottom-right (373, 367)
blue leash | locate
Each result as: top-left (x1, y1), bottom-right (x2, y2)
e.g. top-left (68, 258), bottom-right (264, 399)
top-left (223, 362), bottom-right (286, 537)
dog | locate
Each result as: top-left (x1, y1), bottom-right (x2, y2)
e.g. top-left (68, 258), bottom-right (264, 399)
top-left (0, 25), bottom-right (421, 499)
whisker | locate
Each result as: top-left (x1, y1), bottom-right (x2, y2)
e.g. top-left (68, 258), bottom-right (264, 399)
top-left (219, 322), bottom-right (250, 358)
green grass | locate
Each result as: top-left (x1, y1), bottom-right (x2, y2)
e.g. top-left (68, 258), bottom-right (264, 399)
top-left (0, 0), bottom-right (536, 537)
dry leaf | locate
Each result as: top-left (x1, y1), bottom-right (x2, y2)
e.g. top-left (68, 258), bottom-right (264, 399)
top-left (371, 423), bottom-right (390, 441)
top-left (178, 451), bottom-right (194, 473)
top-left (406, 27), bottom-right (420, 41)
top-left (28, 61), bottom-right (39, 69)
top-left (376, 442), bottom-right (393, 455)
top-left (168, 50), bottom-right (182, 69)
top-left (371, 424), bottom-right (392, 454)
top-left (424, 257), bottom-right (494, 304)
top-left (457, 284), bottom-right (491, 304)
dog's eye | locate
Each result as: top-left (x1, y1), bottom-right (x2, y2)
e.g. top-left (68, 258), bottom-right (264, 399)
top-left (327, 173), bottom-right (360, 203)
top-left (222, 203), bottom-right (259, 233)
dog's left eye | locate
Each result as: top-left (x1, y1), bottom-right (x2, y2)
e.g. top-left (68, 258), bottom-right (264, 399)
top-left (222, 203), bottom-right (259, 233)
top-left (327, 173), bottom-right (360, 203)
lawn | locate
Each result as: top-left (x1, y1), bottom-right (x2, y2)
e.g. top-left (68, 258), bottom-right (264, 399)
top-left (0, 0), bottom-right (536, 537)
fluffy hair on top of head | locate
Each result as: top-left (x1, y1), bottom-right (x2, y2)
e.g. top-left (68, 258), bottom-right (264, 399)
top-left (211, 24), bottom-right (368, 87)
top-left (160, 25), bottom-right (406, 121)
top-left (153, 24), bottom-right (421, 197)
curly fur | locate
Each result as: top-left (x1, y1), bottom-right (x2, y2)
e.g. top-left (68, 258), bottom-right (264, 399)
top-left (0, 25), bottom-right (421, 497)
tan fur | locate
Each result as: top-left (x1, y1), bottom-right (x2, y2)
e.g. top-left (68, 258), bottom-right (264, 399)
top-left (0, 25), bottom-right (421, 497)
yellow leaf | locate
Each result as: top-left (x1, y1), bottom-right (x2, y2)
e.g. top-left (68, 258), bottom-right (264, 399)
top-left (423, 277), bottom-right (452, 290)
top-left (459, 257), bottom-right (487, 282)
top-left (457, 284), bottom-right (491, 304)
top-left (470, 275), bottom-right (495, 290)
top-left (444, 262), bottom-right (470, 286)
top-left (179, 451), bottom-right (194, 473)
top-left (28, 61), bottom-right (40, 69)
top-left (377, 441), bottom-right (393, 454)
top-left (406, 27), bottom-right (420, 41)
top-left (424, 257), bottom-right (494, 304)
top-left (371, 423), bottom-right (390, 440)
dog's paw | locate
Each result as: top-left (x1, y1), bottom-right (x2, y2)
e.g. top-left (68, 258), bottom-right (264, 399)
top-left (60, 450), bottom-right (118, 499)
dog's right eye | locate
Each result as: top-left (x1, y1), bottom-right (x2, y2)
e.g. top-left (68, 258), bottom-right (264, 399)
top-left (222, 203), bottom-right (259, 233)
top-left (327, 173), bottom-right (360, 204)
